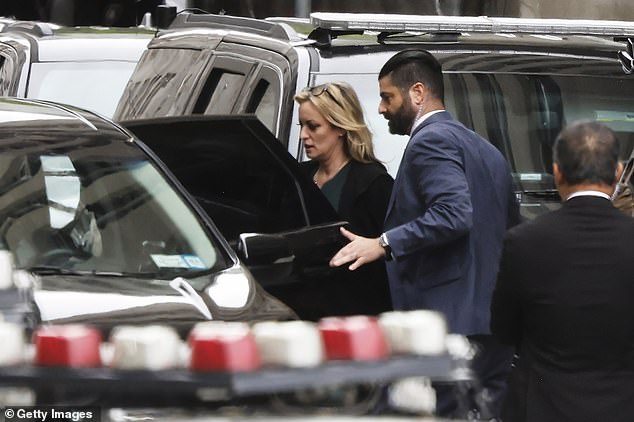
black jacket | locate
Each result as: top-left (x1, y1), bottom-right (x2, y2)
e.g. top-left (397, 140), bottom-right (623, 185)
top-left (301, 159), bottom-right (394, 314)
top-left (491, 196), bottom-right (634, 422)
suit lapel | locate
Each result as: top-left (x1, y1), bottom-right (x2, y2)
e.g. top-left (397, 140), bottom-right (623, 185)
top-left (384, 111), bottom-right (453, 225)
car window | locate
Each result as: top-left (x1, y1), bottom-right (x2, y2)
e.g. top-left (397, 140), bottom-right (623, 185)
top-left (0, 131), bottom-right (229, 277)
top-left (0, 50), bottom-right (18, 96)
top-left (244, 66), bottom-right (282, 136)
top-left (193, 61), bottom-right (282, 136)
top-left (200, 71), bottom-right (245, 114)
top-left (125, 119), bottom-right (315, 243)
top-left (115, 48), bottom-right (213, 120)
top-left (204, 44), bottom-right (288, 137)
top-left (27, 61), bottom-right (139, 117)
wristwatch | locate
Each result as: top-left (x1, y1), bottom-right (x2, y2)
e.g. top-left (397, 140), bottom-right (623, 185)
top-left (378, 233), bottom-right (393, 261)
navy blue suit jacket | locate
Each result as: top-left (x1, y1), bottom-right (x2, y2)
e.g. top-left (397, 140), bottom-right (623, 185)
top-left (384, 111), bottom-right (518, 335)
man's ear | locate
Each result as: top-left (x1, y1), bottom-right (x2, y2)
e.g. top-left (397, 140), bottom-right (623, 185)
top-left (410, 82), bottom-right (425, 105)
top-left (553, 163), bottom-right (565, 186)
top-left (615, 161), bottom-right (625, 184)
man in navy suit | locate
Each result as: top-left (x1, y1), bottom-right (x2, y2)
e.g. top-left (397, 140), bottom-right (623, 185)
top-left (491, 121), bottom-right (634, 422)
top-left (330, 49), bottom-right (519, 419)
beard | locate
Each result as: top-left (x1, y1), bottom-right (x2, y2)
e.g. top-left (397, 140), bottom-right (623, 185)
top-left (384, 98), bottom-right (418, 136)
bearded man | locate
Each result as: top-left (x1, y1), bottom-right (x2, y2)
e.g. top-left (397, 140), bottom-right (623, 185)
top-left (330, 49), bottom-right (520, 419)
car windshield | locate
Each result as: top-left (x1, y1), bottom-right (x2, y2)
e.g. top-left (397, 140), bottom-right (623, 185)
top-left (0, 131), bottom-right (229, 278)
top-left (27, 61), bottom-right (140, 117)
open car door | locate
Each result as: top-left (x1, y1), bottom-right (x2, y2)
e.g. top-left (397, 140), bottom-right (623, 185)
top-left (122, 115), bottom-right (357, 320)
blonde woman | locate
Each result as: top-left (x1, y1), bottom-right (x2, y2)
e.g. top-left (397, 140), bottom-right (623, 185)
top-left (295, 81), bottom-right (393, 314)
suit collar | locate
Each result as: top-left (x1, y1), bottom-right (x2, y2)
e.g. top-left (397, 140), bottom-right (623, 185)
top-left (410, 110), bottom-right (452, 137)
top-left (566, 190), bottom-right (611, 201)
top-left (564, 195), bottom-right (614, 209)
top-left (410, 109), bottom-right (445, 134)
top-left (385, 110), bottom-right (453, 222)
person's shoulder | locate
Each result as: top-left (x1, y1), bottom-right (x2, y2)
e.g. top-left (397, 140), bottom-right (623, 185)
top-left (347, 160), bottom-right (393, 194)
top-left (350, 160), bottom-right (391, 179)
top-left (507, 209), bottom-right (561, 240)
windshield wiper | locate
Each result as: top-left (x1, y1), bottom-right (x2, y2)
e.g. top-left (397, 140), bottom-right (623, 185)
top-left (27, 267), bottom-right (131, 277)
top-left (28, 266), bottom-right (202, 279)
top-left (28, 266), bottom-right (86, 276)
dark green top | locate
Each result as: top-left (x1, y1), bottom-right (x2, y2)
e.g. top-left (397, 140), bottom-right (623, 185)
top-left (314, 163), bottom-right (351, 212)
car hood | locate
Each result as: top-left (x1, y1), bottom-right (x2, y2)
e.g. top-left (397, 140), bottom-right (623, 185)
top-left (30, 265), bottom-right (295, 336)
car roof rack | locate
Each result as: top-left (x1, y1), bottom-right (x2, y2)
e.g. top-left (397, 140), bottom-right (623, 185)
top-left (310, 12), bottom-right (634, 37)
top-left (167, 12), bottom-right (291, 41)
top-left (1, 20), bottom-right (58, 36)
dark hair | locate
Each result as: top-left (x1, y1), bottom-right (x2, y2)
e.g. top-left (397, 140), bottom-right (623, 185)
top-left (553, 120), bottom-right (619, 186)
top-left (378, 49), bottom-right (444, 102)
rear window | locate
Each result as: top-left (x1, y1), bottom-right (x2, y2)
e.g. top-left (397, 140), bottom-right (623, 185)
top-left (115, 48), bottom-right (212, 120)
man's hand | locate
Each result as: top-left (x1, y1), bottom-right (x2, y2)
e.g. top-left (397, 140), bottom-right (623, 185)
top-left (329, 227), bottom-right (386, 271)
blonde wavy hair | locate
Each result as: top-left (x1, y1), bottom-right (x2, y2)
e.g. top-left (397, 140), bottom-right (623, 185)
top-left (294, 81), bottom-right (378, 164)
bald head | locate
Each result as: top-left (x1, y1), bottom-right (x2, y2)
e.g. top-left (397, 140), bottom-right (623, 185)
top-left (553, 120), bottom-right (620, 187)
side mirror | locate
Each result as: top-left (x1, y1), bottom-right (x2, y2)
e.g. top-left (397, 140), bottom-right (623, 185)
top-left (238, 233), bottom-right (294, 266)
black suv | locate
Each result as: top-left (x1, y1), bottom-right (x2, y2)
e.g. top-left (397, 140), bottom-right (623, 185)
top-left (115, 12), bottom-right (634, 220)
top-left (0, 99), bottom-right (300, 334)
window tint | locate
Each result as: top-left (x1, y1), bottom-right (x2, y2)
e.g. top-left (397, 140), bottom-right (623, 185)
top-left (128, 120), bottom-right (309, 243)
top-left (192, 55), bottom-right (254, 116)
top-left (196, 139), bottom-right (307, 240)
top-left (115, 48), bottom-right (211, 120)
top-left (244, 65), bottom-right (283, 136)
top-left (202, 72), bottom-right (245, 114)
top-left (247, 78), bottom-right (277, 134)
top-left (0, 52), bottom-right (16, 95)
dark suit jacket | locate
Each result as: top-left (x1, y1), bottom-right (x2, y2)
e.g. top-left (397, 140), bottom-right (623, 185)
top-left (301, 159), bottom-right (394, 314)
top-left (384, 111), bottom-right (518, 335)
top-left (491, 195), bottom-right (634, 422)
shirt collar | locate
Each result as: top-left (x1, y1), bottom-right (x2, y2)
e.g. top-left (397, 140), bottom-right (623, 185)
top-left (410, 109), bottom-right (445, 135)
top-left (566, 190), bottom-right (611, 201)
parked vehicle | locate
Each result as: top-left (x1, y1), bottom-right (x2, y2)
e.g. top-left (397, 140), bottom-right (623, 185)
top-left (115, 12), bottom-right (634, 221)
top-left (0, 20), bottom-right (152, 117)
top-left (0, 98), bottom-right (298, 335)
top-left (120, 115), bottom-right (369, 320)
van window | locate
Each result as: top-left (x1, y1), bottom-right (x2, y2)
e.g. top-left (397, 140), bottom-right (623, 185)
top-left (201, 71), bottom-right (245, 114)
top-left (0, 53), bottom-right (16, 95)
top-left (190, 55), bottom-right (254, 116)
top-left (245, 66), bottom-right (281, 135)
top-left (115, 48), bottom-right (212, 120)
